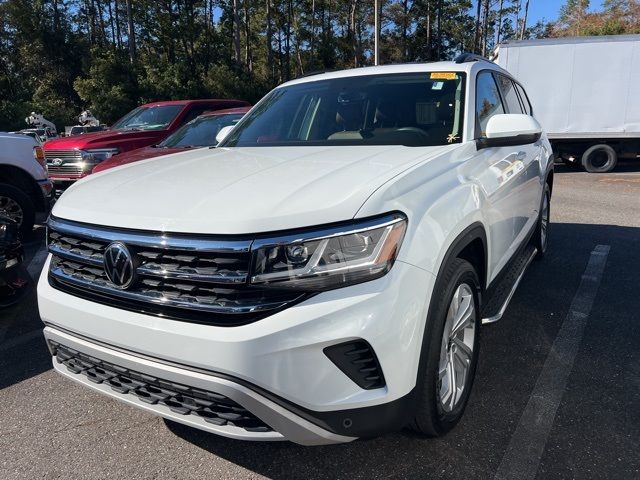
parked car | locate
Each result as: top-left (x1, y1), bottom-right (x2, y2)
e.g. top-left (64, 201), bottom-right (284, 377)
top-left (43, 99), bottom-right (250, 189)
top-left (93, 107), bottom-right (250, 174)
top-left (0, 215), bottom-right (28, 308)
top-left (39, 56), bottom-right (553, 445)
top-left (0, 133), bottom-right (53, 235)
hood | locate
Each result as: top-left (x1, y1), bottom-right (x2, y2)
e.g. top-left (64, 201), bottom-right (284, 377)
top-left (92, 146), bottom-right (186, 173)
top-left (53, 144), bottom-right (458, 234)
top-left (43, 129), bottom-right (167, 151)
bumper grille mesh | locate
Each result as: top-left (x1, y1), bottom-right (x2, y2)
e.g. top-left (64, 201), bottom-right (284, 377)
top-left (50, 341), bottom-right (273, 433)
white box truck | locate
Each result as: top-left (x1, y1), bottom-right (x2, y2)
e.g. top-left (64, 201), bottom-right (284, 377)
top-left (496, 35), bottom-right (640, 172)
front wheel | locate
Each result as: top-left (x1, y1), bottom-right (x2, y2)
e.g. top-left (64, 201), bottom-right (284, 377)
top-left (0, 183), bottom-right (35, 237)
top-left (410, 258), bottom-right (480, 436)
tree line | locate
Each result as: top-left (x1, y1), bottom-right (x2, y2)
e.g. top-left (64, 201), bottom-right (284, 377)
top-left (0, 0), bottom-right (638, 131)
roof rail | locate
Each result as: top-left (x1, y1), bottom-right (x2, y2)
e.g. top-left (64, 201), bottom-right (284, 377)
top-left (297, 69), bottom-right (334, 79)
top-left (454, 53), bottom-right (493, 64)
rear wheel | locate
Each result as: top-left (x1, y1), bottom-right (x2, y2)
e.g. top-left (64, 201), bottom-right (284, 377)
top-left (581, 144), bottom-right (617, 173)
top-left (411, 258), bottom-right (480, 436)
top-left (0, 183), bottom-right (35, 236)
top-left (533, 183), bottom-right (551, 260)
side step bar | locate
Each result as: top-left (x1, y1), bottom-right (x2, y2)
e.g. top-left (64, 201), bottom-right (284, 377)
top-left (481, 246), bottom-right (537, 325)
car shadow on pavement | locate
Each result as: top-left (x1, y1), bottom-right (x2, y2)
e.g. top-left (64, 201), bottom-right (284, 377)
top-left (162, 222), bottom-right (640, 480)
top-left (0, 286), bottom-right (51, 390)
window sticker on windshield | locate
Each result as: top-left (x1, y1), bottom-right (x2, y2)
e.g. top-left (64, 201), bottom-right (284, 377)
top-left (430, 72), bottom-right (457, 80)
top-left (432, 81), bottom-right (444, 90)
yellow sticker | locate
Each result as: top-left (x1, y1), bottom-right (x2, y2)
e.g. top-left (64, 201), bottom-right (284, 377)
top-left (430, 72), bottom-right (458, 80)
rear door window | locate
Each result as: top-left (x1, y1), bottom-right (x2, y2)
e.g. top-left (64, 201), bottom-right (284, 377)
top-left (496, 74), bottom-right (524, 114)
top-left (514, 83), bottom-right (533, 115)
top-left (475, 71), bottom-right (505, 137)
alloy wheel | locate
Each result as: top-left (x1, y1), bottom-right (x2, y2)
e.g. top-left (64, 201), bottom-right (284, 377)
top-left (0, 195), bottom-right (23, 226)
top-left (437, 283), bottom-right (476, 413)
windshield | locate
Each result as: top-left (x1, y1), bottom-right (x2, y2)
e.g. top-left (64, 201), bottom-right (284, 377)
top-left (159, 113), bottom-right (245, 148)
top-left (111, 105), bottom-right (183, 131)
top-left (223, 72), bottom-right (465, 148)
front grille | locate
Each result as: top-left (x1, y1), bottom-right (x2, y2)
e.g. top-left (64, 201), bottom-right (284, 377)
top-left (47, 217), bottom-right (307, 325)
top-left (50, 341), bottom-right (273, 432)
top-left (44, 150), bottom-right (84, 178)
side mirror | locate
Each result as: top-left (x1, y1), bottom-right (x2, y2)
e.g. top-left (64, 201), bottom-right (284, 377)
top-left (478, 114), bottom-right (542, 148)
top-left (215, 125), bottom-right (234, 145)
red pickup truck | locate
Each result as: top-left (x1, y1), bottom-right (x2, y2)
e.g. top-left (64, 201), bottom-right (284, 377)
top-left (43, 99), bottom-right (249, 188)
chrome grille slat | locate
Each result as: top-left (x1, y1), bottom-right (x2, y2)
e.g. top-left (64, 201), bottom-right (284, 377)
top-left (47, 217), bottom-right (306, 324)
top-left (44, 150), bottom-right (83, 161)
top-left (50, 264), bottom-right (299, 314)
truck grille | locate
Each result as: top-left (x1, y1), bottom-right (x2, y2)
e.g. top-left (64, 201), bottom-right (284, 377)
top-left (47, 217), bottom-right (307, 325)
top-left (44, 150), bottom-right (84, 178)
top-left (50, 341), bottom-right (273, 432)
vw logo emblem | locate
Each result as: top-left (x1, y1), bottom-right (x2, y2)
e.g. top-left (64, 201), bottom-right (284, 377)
top-left (51, 158), bottom-right (63, 166)
top-left (103, 242), bottom-right (136, 289)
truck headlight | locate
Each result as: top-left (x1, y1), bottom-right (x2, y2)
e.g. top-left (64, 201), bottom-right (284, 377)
top-left (250, 213), bottom-right (407, 291)
top-left (82, 148), bottom-right (120, 163)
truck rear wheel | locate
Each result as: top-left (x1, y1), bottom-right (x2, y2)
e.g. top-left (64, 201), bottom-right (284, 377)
top-left (581, 144), bottom-right (617, 173)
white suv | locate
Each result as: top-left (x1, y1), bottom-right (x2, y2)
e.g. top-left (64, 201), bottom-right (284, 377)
top-left (38, 56), bottom-right (553, 445)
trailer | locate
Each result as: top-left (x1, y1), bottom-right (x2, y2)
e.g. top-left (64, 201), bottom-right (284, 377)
top-left (495, 35), bottom-right (640, 172)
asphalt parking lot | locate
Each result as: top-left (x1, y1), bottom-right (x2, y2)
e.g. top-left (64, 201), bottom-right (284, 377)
top-left (1, 163), bottom-right (639, 480)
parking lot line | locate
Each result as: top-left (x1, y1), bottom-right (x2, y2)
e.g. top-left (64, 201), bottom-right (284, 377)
top-left (494, 244), bottom-right (610, 480)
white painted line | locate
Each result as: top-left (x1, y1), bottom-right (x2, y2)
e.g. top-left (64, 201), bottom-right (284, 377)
top-left (0, 329), bottom-right (43, 354)
top-left (494, 244), bottom-right (610, 480)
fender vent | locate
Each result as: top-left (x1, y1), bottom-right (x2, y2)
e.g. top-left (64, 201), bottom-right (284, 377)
top-left (324, 340), bottom-right (386, 390)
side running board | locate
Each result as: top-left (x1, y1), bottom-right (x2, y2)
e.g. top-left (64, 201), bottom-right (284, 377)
top-left (481, 246), bottom-right (537, 325)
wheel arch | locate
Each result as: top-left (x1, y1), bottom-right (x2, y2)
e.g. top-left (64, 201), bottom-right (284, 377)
top-left (436, 222), bottom-right (488, 293)
top-left (0, 164), bottom-right (45, 211)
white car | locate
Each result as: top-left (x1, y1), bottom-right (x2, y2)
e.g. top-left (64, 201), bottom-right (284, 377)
top-left (38, 56), bottom-right (553, 445)
top-left (0, 133), bottom-right (54, 234)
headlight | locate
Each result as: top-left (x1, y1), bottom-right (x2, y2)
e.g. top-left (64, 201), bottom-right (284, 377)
top-left (250, 213), bottom-right (407, 291)
top-left (82, 148), bottom-right (120, 163)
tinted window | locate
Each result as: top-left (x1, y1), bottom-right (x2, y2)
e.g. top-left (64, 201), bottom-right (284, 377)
top-left (111, 105), bottom-right (183, 131)
top-left (180, 105), bottom-right (214, 125)
top-left (159, 113), bottom-right (245, 148)
top-left (223, 73), bottom-right (466, 147)
top-left (515, 83), bottom-right (532, 115)
top-left (496, 75), bottom-right (523, 114)
top-left (476, 71), bottom-right (505, 136)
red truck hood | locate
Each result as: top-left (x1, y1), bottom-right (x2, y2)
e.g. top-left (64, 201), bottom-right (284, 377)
top-left (93, 146), bottom-right (186, 173)
top-left (43, 129), bottom-right (167, 152)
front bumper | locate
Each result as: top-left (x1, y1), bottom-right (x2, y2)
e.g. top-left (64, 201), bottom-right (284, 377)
top-left (38, 257), bottom-right (435, 443)
top-left (44, 327), bottom-right (354, 445)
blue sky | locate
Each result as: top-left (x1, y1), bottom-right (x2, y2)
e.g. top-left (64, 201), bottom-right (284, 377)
top-left (520, 0), bottom-right (605, 24)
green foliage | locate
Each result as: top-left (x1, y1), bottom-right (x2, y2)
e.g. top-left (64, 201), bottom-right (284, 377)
top-left (0, 0), bottom-right (556, 131)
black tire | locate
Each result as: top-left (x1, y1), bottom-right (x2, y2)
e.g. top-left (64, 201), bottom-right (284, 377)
top-left (533, 183), bottom-right (551, 260)
top-left (0, 183), bottom-right (35, 236)
top-left (410, 258), bottom-right (481, 437)
top-left (581, 144), bottom-right (617, 173)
